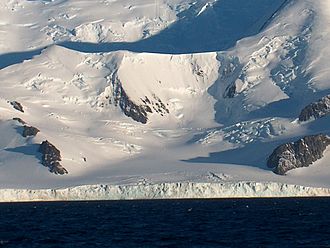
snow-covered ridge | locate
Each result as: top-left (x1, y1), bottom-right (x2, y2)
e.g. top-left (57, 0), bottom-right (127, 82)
top-left (0, 0), bottom-right (330, 192)
top-left (1, 182), bottom-right (330, 202)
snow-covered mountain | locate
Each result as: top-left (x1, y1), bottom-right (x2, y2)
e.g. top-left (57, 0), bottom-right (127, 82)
top-left (0, 0), bottom-right (330, 198)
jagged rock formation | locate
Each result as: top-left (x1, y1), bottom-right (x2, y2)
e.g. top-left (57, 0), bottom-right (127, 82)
top-left (22, 125), bottom-right (40, 137)
top-left (267, 134), bottom-right (330, 175)
top-left (10, 101), bottom-right (24, 113)
top-left (141, 95), bottom-right (169, 116)
top-left (299, 95), bottom-right (330, 122)
top-left (106, 79), bottom-right (169, 124)
top-left (112, 83), bottom-right (150, 124)
top-left (38, 140), bottom-right (68, 175)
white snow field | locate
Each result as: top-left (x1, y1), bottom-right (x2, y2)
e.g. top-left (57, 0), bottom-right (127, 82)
top-left (0, 0), bottom-right (330, 201)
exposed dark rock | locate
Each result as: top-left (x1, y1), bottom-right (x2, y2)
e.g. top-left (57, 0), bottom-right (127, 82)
top-left (110, 81), bottom-right (148, 124)
top-left (12, 117), bottom-right (26, 125)
top-left (267, 134), bottom-right (330, 175)
top-left (196, 70), bottom-right (204, 76)
top-left (12, 118), bottom-right (39, 137)
top-left (118, 91), bottom-right (147, 123)
top-left (299, 95), bottom-right (330, 121)
top-left (141, 96), bottom-right (151, 105)
top-left (108, 78), bottom-right (169, 124)
top-left (144, 105), bottom-right (153, 113)
top-left (10, 101), bottom-right (24, 113)
top-left (224, 84), bottom-right (236, 98)
top-left (22, 125), bottom-right (40, 137)
top-left (100, 76), bottom-right (170, 123)
top-left (38, 140), bottom-right (68, 175)
top-left (149, 94), bottom-right (169, 115)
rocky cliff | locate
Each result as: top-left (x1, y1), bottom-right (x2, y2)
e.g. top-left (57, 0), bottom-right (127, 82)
top-left (39, 141), bottom-right (68, 175)
top-left (299, 95), bottom-right (330, 122)
top-left (267, 134), bottom-right (330, 175)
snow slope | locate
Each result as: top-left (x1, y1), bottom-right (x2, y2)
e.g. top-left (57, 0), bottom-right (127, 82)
top-left (0, 0), bottom-right (330, 200)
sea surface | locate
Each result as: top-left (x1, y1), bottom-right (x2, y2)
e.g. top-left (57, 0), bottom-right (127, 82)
top-left (0, 198), bottom-right (330, 247)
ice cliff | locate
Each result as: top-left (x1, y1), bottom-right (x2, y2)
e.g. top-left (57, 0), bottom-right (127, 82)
top-left (1, 182), bottom-right (330, 202)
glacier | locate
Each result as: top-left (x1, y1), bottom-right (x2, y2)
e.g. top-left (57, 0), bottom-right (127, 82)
top-left (1, 182), bottom-right (330, 202)
top-left (0, 0), bottom-right (330, 200)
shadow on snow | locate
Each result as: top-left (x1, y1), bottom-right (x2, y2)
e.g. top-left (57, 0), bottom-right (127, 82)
top-left (5, 144), bottom-right (42, 164)
top-left (0, 0), bottom-right (288, 69)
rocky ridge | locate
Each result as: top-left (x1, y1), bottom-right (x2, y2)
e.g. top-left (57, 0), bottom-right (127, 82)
top-left (299, 95), bottom-right (330, 122)
top-left (267, 134), bottom-right (330, 175)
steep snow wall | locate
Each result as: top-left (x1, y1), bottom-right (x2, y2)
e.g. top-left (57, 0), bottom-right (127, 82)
top-left (1, 182), bottom-right (330, 202)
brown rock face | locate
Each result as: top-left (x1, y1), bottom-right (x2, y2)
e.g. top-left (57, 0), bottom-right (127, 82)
top-left (101, 79), bottom-right (169, 124)
top-left (39, 140), bottom-right (68, 175)
top-left (113, 84), bottom-right (149, 124)
top-left (299, 95), bottom-right (330, 121)
top-left (10, 101), bottom-right (24, 113)
top-left (22, 126), bottom-right (40, 137)
top-left (267, 134), bottom-right (330, 175)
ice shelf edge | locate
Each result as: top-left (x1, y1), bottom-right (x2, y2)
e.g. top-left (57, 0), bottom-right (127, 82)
top-left (1, 182), bottom-right (330, 202)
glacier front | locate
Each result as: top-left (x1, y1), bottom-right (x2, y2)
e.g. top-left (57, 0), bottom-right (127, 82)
top-left (1, 182), bottom-right (330, 202)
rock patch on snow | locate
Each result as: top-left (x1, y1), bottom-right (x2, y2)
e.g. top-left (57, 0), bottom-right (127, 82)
top-left (299, 95), bottom-right (330, 122)
top-left (267, 134), bottom-right (330, 175)
top-left (112, 83), bottom-right (150, 124)
top-left (10, 101), bottom-right (24, 113)
top-left (12, 118), bottom-right (40, 137)
top-left (22, 125), bottom-right (40, 138)
top-left (39, 140), bottom-right (68, 175)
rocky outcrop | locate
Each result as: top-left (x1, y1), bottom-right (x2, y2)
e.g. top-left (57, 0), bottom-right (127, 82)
top-left (38, 141), bottom-right (68, 175)
top-left (12, 118), bottom-right (39, 137)
top-left (107, 79), bottom-right (169, 124)
top-left (112, 83), bottom-right (150, 124)
top-left (141, 95), bottom-right (169, 116)
top-left (10, 101), bottom-right (24, 113)
top-left (22, 125), bottom-right (40, 137)
top-left (98, 74), bottom-right (171, 124)
top-left (267, 134), bottom-right (330, 175)
top-left (299, 95), bottom-right (330, 121)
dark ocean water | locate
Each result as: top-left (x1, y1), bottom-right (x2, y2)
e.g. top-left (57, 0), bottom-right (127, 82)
top-left (0, 198), bottom-right (330, 248)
